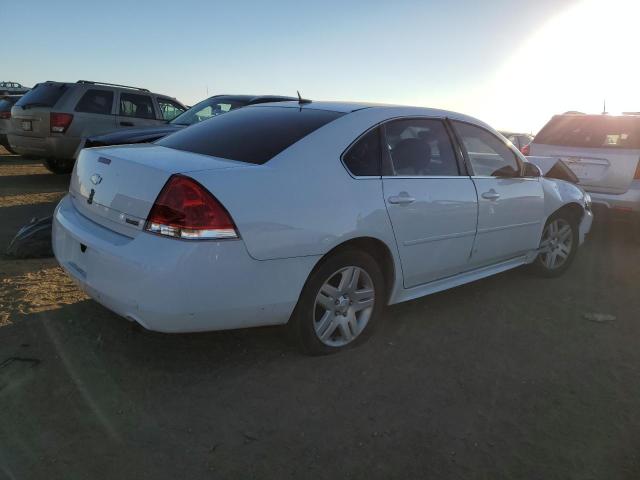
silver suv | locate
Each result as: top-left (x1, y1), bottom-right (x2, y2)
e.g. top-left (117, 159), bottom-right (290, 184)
top-left (8, 80), bottom-right (186, 173)
top-left (530, 113), bottom-right (640, 234)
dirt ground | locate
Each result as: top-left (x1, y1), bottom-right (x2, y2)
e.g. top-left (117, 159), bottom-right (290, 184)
top-left (1, 149), bottom-right (640, 480)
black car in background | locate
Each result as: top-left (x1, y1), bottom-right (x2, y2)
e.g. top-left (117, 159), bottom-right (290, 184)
top-left (0, 95), bottom-right (22, 153)
top-left (85, 94), bottom-right (296, 148)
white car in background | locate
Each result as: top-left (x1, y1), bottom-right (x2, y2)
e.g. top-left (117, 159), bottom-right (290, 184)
top-left (530, 112), bottom-right (640, 234)
top-left (52, 101), bottom-right (592, 354)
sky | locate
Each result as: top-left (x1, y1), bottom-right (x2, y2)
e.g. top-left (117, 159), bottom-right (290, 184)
top-left (2, 0), bottom-right (639, 133)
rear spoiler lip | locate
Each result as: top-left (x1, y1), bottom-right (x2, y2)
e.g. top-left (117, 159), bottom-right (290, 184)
top-left (525, 156), bottom-right (580, 184)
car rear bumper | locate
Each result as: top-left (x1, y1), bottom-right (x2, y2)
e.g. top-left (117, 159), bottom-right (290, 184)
top-left (52, 195), bottom-right (317, 333)
top-left (7, 133), bottom-right (80, 159)
top-left (588, 182), bottom-right (640, 214)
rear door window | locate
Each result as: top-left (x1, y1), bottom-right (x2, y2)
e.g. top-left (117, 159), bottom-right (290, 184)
top-left (535, 116), bottom-right (640, 149)
top-left (15, 83), bottom-right (67, 108)
top-left (75, 89), bottom-right (114, 115)
top-left (157, 98), bottom-right (186, 121)
top-left (343, 127), bottom-right (381, 176)
top-left (119, 93), bottom-right (156, 119)
top-left (158, 106), bottom-right (344, 164)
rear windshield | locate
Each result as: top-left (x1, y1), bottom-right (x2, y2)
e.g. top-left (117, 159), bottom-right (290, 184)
top-left (158, 106), bottom-right (344, 164)
top-left (536, 116), bottom-right (640, 149)
top-left (15, 83), bottom-right (68, 109)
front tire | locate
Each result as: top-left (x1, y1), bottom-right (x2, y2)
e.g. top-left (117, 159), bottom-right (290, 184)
top-left (531, 213), bottom-right (578, 277)
top-left (288, 249), bottom-right (386, 355)
top-left (43, 158), bottom-right (74, 174)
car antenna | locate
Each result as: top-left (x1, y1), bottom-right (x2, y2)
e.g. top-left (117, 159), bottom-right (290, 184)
top-left (297, 90), bottom-right (311, 105)
top-left (602, 99), bottom-right (607, 115)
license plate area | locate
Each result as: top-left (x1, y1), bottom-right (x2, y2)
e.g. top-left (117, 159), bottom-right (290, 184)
top-left (21, 120), bottom-right (32, 131)
top-left (563, 157), bottom-right (608, 181)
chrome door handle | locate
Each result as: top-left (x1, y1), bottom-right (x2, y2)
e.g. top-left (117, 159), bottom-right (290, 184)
top-left (388, 194), bottom-right (416, 205)
top-left (481, 190), bottom-right (500, 201)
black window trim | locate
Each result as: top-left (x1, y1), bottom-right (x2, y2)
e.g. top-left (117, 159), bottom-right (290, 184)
top-left (339, 123), bottom-right (385, 179)
top-left (447, 118), bottom-right (525, 178)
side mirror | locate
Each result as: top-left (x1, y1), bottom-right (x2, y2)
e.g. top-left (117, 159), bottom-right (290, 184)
top-left (522, 162), bottom-right (542, 178)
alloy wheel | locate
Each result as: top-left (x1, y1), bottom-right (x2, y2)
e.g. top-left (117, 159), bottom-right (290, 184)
top-left (539, 218), bottom-right (573, 270)
top-left (313, 266), bottom-right (375, 347)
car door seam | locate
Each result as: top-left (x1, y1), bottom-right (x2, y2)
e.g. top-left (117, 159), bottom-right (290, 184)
top-left (403, 229), bottom-right (477, 246)
top-left (380, 178), bottom-right (408, 288)
top-left (477, 220), bottom-right (542, 234)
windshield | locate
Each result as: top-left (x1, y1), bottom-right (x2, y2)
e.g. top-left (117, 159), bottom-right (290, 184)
top-left (14, 82), bottom-right (67, 108)
top-left (170, 97), bottom-right (247, 125)
top-left (536, 115), bottom-right (640, 149)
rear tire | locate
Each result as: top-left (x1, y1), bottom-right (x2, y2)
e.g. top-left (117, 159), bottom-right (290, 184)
top-left (531, 212), bottom-right (578, 277)
top-left (288, 249), bottom-right (386, 355)
top-left (43, 158), bottom-right (74, 174)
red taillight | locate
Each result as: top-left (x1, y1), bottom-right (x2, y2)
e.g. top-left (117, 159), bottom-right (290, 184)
top-left (0, 111), bottom-right (10, 120)
top-left (50, 112), bottom-right (73, 133)
top-left (144, 175), bottom-right (238, 240)
top-left (521, 143), bottom-right (530, 156)
top-left (635, 159), bottom-right (640, 179)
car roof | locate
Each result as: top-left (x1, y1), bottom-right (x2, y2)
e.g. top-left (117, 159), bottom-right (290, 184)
top-left (249, 100), bottom-right (490, 125)
top-left (206, 94), bottom-right (297, 104)
top-left (35, 80), bottom-right (171, 96)
top-left (558, 113), bottom-right (640, 118)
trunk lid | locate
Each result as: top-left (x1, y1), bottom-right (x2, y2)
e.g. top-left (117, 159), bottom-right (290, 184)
top-left (530, 143), bottom-right (640, 193)
top-left (70, 144), bottom-right (250, 237)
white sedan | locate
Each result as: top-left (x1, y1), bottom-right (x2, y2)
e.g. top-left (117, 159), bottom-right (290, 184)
top-left (53, 101), bottom-right (593, 354)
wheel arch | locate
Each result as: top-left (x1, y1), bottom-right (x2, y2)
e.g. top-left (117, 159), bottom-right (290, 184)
top-left (310, 236), bottom-right (397, 302)
top-left (547, 201), bottom-right (584, 225)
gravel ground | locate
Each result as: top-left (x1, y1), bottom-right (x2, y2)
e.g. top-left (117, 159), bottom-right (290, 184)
top-left (1, 151), bottom-right (640, 480)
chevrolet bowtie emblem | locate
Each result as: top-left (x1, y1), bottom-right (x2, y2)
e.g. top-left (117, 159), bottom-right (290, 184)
top-left (90, 173), bottom-right (102, 185)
